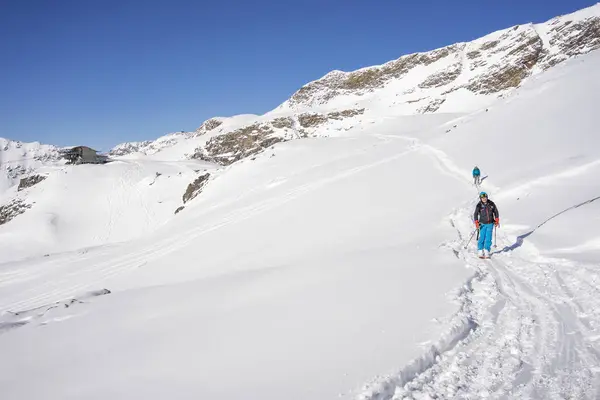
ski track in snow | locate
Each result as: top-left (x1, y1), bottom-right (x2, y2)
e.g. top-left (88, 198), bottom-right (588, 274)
top-left (356, 176), bottom-right (600, 398)
top-left (0, 140), bottom-right (420, 314)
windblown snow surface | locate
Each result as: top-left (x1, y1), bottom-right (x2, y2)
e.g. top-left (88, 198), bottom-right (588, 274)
top-left (1, 49), bottom-right (600, 400)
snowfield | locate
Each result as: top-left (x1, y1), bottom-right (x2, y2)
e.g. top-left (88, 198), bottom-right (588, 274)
top-left (0, 159), bottom-right (216, 262)
top-left (2, 11), bottom-right (600, 400)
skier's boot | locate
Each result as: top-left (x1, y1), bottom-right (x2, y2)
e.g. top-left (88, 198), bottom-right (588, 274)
top-left (478, 250), bottom-right (484, 258)
top-left (484, 250), bottom-right (491, 259)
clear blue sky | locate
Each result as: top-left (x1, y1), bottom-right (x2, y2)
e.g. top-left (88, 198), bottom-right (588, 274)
top-left (1, 0), bottom-right (596, 150)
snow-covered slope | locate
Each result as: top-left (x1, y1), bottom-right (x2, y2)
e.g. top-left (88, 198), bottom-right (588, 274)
top-left (0, 138), bottom-right (62, 192)
top-left (1, 41), bottom-right (600, 400)
top-left (0, 159), bottom-right (215, 262)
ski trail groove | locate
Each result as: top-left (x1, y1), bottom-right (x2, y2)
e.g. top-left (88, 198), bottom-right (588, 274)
top-left (356, 204), bottom-right (600, 399)
top-left (0, 145), bottom-right (418, 314)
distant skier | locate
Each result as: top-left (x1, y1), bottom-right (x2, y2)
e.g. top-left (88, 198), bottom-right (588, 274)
top-left (472, 166), bottom-right (481, 186)
top-left (474, 191), bottom-right (499, 258)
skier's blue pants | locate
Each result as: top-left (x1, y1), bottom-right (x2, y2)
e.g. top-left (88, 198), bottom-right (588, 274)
top-left (478, 223), bottom-right (494, 251)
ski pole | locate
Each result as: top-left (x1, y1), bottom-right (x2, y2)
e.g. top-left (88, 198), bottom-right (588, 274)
top-left (494, 225), bottom-right (497, 248)
top-left (464, 229), bottom-right (477, 249)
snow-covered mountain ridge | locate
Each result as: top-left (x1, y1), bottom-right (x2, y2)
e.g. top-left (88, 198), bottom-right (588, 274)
top-left (3, 5), bottom-right (599, 169)
top-left (278, 5), bottom-right (600, 112)
top-left (107, 4), bottom-right (600, 162)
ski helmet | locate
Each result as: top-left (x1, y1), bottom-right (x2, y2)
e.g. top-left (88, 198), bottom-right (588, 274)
top-left (479, 192), bottom-right (488, 198)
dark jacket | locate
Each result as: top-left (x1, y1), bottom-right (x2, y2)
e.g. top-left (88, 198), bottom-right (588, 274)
top-left (474, 200), bottom-right (499, 224)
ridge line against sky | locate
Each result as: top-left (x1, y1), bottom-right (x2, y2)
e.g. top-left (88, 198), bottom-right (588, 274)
top-left (1, 0), bottom-right (597, 150)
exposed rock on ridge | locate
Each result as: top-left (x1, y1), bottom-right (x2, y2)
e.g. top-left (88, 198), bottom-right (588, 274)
top-left (18, 175), bottom-right (47, 191)
top-left (104, 5), bottom-right (600, 165)
top-left (0, 199), bottom-right (31, 226)
top-left (279, 8), bottom-right (600, 111)
top-left (190, 108), bottom-right (365, 166)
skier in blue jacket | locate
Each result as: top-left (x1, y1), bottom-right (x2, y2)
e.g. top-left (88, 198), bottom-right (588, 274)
top-left (472, 166), bottom-right (481, 186)
top-left (474, 192), bottom-right (499, 258)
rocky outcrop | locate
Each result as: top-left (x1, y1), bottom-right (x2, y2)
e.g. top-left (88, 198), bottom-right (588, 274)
top-left (286, 44), bottom-right (464, 108)
top-left (183, 173), bottom-right (210, 204)
top-left (5, 165), bottom-right (27, 180)
top-left (271, 117), bottom-right (294, 129)
top-left (467, 64), bottom-right (529, 94)
top-left (419, 64), bottom-right (462, 89)
top-left (466, 28), bottom-right (544, 94)
top-left (298, 113), bottom-right (328, 128)
top-left (481, 40), bottom-right (500, 51)
top-left (192, 123), bottom-right (286, 166)
top-left (190, 108), bottom-right (364, 166)
top-left (174, 206), bottom-right (185, 214)
top-left (0, 199), bottom-right (31, 225)
top-left (542, 16), bottom-right (600, 68)
top-left (327, 108), bottom-right (365, 120)
top-left (418, 98), bottom-right (446, 114)
top-left (18, 175), bottom-right (46, 191)
top-left (175, 173), bottom-right (211, 214)
top-left (299, 108), bottom-right (365, 128)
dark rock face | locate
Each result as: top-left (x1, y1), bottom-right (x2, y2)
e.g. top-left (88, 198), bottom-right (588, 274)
top-left (174, 206), bottom-right (185, 214)
top-left (327, 108), bottom-right (365, 120)
top-left (543, 16), bottom-right (600, 68)
top-left (466, 30), bottom-right (544, 94)
top-left (299, 108), bottom-right (365, 128)
top-left (298, 113), bottom-right (328, 128)
top-left (6, 165), bottom-right (27, 180)
top-left (192, 124), bottom-right (285, 166)
top-left (271, 117), bottom-right (294, 129)
top-left (0, 199), bottom-right (32, 225)
top-left (418, 98), bottom-right (447, 113)
top-left (287, 44), bottom-right (464, 107)
top-left (190, 108), bottom-right (365, 166)
top-left (182, 173), bottom-right (210, 204)
top-left (419, 64), bottom-right (462, 89)
top-left (18, 175), bottom-right (46, 191)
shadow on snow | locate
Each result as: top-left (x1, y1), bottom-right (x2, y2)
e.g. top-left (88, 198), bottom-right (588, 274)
top-left (499, 195), bottom-right (600, 253)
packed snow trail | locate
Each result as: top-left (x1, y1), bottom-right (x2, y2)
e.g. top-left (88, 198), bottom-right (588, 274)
top-left (357, 200), bottom-right (600, 399)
